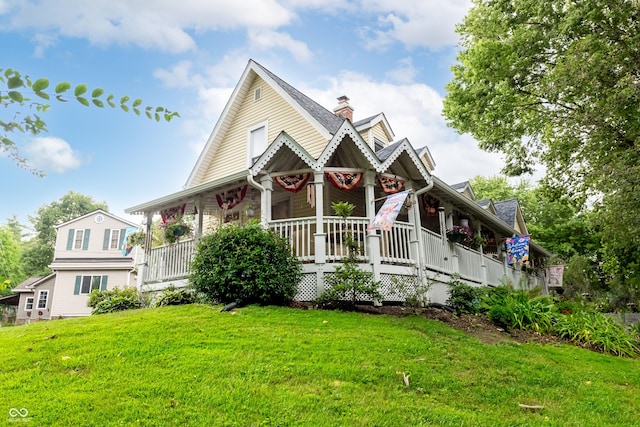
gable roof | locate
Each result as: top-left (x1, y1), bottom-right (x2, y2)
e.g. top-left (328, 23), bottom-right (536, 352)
top-left (451, 181), bottom-right (476, 200)
top-left (54, 209), bottom-right (137, 229)
top-left (353, 112), bottom-right (395, 141)
top-left (186, 59), bottom-right (346, 187)
top-left (494, 198), bottom-right (518, 228)
top-left (12, 274), bottom-right (56, 293)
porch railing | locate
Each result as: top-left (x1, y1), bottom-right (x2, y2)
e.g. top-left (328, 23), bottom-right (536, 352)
top-left (144, 239), bottom-right (195, 284)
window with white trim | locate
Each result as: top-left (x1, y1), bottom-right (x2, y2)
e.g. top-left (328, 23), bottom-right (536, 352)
top-left (25, 297), bottom-right (34, 310)
top-left (247, 121), bottom-right (268, 166)
top-left (75, 275), bottom-right (107, 295)
top-left (37, 290), bottom-right (49, 309)
top-left (74, 229), bottom-right (84, 250)
top-left (109, 229), bottom-right (121, 249)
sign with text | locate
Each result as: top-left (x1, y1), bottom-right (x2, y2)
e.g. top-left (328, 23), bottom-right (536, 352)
top-left (505, 235), bottom-right (530, 265)
top-left (367, 190), bottom-right (409, 231)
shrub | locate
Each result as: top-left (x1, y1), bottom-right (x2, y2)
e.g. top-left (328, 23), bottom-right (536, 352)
top-left (317, 263), bottom-right (381, 310)
top-left (554, 311), bottom-right (639, 357)
top-left (190, 221), bottom-right (301, 305)
top-left (446, 276), bottom-right (483, 315)
top-left (88, 287), bottom-right (143, 315)
top-left (155, 285), bottom-right (195, 307)
top-left (487, 304), bottom-right (514, 329)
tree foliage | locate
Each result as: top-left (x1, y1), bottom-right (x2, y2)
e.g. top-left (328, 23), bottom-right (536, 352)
top-left (444, 1), bottom-right (639, 287)
top-left (0, 226), bottom-right (25, 294)
top-left (1, 68), bottom-right (179, 175)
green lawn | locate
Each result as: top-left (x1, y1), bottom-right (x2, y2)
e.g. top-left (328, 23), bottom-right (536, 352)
top-left (1, 305), bottom-right (639, 426)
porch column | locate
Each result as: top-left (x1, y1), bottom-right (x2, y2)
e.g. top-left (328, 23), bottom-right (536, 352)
top-left (409, 185), bottom-right (426, 283)
top-left (476, 223), bottom-right (488, 286)
top-left (259, 175), bottom-right (273, 226)
top-left (136, 211), bottom-right (154, 290)
top-left (195, 196), bottom-right (204, 241)
top-left (364, 171), bottom-right (381, 306)
top-left (313, 171), bottom-right (327, 297)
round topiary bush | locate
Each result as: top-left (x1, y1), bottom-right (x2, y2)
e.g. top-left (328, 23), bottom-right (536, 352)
top-left (190, 221), bottom-right (302, 305)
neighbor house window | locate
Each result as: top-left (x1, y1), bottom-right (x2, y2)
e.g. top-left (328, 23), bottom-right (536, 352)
top-left (73, 229), bottom-right (84, 249)
top-left (109, 229), bottom-right (121, 249)
top-left (25, 297), bottom-right (34, 311)
top-left (247, 121), bottom-right (268, 166)
top-left (74, 275), bottom-right (108, 295)
top-left (37, 290), bottom-right (48, 309)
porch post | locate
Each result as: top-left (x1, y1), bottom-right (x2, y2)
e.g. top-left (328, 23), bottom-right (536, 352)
top-left (136, 211), bottom-right (154, 290)
top-left (408, 185), bottom-right (425, 283)
top-left (364, 171), bottom-right (381, 306)
top-left (195, 196), bottom-right (204, 241)
top-left (259, 175), bottom-right (273, 226)
top-left (476, 223), bottom-right (488, 286)
top-left (313, 171), bottom-right (326, 298)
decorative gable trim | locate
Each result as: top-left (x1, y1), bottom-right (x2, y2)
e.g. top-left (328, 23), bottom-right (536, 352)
top-left (250, 131), bottom-right (316, 176)
top-left (316, 120), bottom-right (381, 172)
top-left (379, 138), bottom-right (432, 183)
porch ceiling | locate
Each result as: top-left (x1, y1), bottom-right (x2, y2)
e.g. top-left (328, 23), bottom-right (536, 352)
top-left (125, 170), bottom-right (249, 216)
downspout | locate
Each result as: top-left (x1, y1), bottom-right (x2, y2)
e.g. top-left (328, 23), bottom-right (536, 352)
top-left (412, 178), bottom-right (434, 287)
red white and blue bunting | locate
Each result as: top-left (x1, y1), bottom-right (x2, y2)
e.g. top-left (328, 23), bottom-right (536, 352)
top-left (325, 171), bottom-right (363, 191)
top-left (377, 175), bottom-right (404, 194)
top-left (160, 204), bottom-right (185, 223)
top-left (275, 173), bottom-right (311, 193)
top-left (216, 185), bottom-right (248, 210)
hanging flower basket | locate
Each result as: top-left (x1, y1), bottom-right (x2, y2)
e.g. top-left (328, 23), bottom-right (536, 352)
top-left (446, 226), bottom-right (471, 243)
top-left (161, 217), bottom-right (192, 244)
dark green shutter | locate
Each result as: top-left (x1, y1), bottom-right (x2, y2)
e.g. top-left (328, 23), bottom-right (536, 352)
top-left (74, 276), bottom-right (81, 295)
top-left (103, 229), bottom-right (111, 250)
top-left (67, 229), bottom-right (75, 250)
top-left (100, 276), bottom-right (108, 291)
top-left (82, 229), bottom-right (91, 250)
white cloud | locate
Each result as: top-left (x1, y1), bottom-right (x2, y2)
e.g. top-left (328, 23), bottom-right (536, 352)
top-left (385, 57), bottom-right (418, 84)
top-left (358, 0), bottom-right (471, 50)
top-left (248, 29), bottom-right (312, 62)
top-left (303, 70), bottom-right (505, 185)
top-left (24, 137), bottom-right (87, 173)
top-left (6, 0), bottom-right (295, 53)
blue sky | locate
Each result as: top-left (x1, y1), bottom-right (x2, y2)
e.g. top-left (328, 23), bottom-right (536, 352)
top-left (1, 0), bottom-right (522, 231)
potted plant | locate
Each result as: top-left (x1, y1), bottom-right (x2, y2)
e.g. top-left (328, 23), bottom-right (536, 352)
top-left (161, 216), bottom-right (192, 244)
top-left (471, 234), bottom-right (488, 250)
top-left (446, 225), bottom-right (471, 243)
top-left (127, 230), bottom-right (147, 248)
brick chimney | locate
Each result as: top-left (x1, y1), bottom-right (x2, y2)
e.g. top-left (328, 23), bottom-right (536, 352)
top-left (333, 95), bottom-right (354, 122)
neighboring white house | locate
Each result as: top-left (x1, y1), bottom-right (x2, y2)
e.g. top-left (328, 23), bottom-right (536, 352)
top-left (12, 210), bottom-right (139, 323)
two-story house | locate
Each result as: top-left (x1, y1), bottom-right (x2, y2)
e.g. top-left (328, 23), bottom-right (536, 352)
top-left (125, 59), bottom-right (550, 304)
top-left (13, 210), bottom-right (139, 323)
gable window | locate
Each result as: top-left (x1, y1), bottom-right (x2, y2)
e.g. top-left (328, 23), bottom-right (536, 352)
top-left (37, 290), bottom-right (49, 309)
top-left (247, 121), bottom-right (268, 166)
top-left (25, 297), bottom-right (34, 311)
top-left (74, 275), bottom-right (108, 295)
top-left (254, 86), bottom-right (262, 101)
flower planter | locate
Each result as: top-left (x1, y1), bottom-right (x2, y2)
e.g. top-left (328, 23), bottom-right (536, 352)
top-left (447, 233), bottom-right (466, 243)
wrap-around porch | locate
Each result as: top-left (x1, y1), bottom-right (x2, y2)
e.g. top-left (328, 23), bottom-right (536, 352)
top-left (140, 216), bottom-right (544, 304)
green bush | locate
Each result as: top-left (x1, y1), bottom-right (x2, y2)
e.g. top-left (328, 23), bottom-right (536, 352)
top-left (155, 285), bottom-right (195, 307)
top-left (487, 304), bottom-right (514, 329)
top-left (317, 262), bottom-right (381, 310)
top-left (554, 311), bottom-right (638, 357)
top-left (88, 287), bottom-right (143, 315)
top-left (446, 277), bottom-right (483, 315)
top-left (190, 222), bottom-right (301, 305)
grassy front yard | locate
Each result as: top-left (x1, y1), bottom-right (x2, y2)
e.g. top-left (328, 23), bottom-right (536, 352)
top-left (1, 305), bottom-right (638, 426)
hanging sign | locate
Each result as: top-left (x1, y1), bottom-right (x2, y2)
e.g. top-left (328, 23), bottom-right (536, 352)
top-left (367, 190), bottom-right (409, 231)
top-left (545, 265), bottom-right (564, 287)
top-left (505, 235), bottom-right (530, 265)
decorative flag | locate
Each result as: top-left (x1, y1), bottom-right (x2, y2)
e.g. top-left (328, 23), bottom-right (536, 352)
top-left (545, 265), bottom-right (564, 287)
top-left (216, 185), bottom-right (248, 209)
top-left (367, 190), bottom-right (409, 231)
top-left (121, 227), bottom-right (139, 257)
top-left (325, 171), bottom-right (363, 190)
top-left (275, 173), bottom-right (310, 193)
top-left (505, 235), bottom-right (530, 265)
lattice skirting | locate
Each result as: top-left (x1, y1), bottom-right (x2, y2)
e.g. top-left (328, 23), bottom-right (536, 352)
top-left (295, 272), bottom-right (318, 301)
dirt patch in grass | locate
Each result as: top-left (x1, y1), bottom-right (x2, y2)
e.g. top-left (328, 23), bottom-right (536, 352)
top-left (291, 301), bottom-right (563, 346)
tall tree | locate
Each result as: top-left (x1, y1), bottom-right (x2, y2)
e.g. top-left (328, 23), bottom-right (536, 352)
top-left (0, 226), bottom-right (25, 294)
top-left (444, 0), bottom-right (639, 287)
top-left (22, 192), bottom-right (108, 276)
top-left (1, 68), bottom-right (179, 175)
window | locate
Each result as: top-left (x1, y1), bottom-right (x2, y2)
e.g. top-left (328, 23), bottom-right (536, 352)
top-left (247, 121), bottom-right (268, 166)
top-left (73, 229), bottom-right (84, 250)
top-left (109, 229), bottom-right (121, 250)
top-left (254, 86), bottom-right (262, 101)
top-left (25, 297), bottom-right (34, 310)
top-left (37, 290), bottom-right (48, 309)
top-left (75, 275), bottom-right (107, 295)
